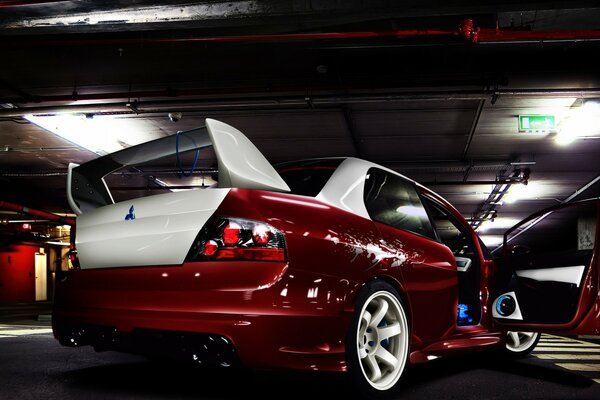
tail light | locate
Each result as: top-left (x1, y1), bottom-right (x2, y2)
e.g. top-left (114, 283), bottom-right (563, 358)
top-left (187, 217), bottom-right (287, 262)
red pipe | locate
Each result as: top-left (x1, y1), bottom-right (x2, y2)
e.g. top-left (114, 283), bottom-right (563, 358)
top-left (0, 0), bottom-right (61, 8)
top-left (5, 18), bottom-right (600, 48)
top-left (478, 28), bottom-right (600, 43)
top-left (7, 29), bottom-right (458, 47)
top-left (0, 200), bottom-right (75, 225)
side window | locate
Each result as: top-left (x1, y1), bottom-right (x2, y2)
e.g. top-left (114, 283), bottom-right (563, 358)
top-left (364, 168), bottom-right (435, 239)
top-left (423, 197), bottom-right (476, 256)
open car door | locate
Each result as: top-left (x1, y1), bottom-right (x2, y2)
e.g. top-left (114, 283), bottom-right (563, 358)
top-left (491, 198), bottom-right (600, 334)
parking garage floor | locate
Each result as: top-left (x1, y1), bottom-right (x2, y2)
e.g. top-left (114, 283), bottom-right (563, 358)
top-left (1, 320), bottom-right (599, 400)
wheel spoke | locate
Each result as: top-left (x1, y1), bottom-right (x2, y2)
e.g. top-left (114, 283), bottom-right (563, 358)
top-left (359, 310), bottom-right (371, 338)
top-left (375, 347), bottom-right (398, 370)
top-left (508, 331), bottom-right (520, 347)
top-left (521, 332), bottom-right (535, 341)
top-left (359, 347), bottom-right (368, 359)
top-left (361, 310), bottom-right (372, 330)
top-left (378, 322), bottom-right (401, 341)
top-left (364, 354), bottom-right (382, 382)
top-left (371, 298), bottom-right (389, 327)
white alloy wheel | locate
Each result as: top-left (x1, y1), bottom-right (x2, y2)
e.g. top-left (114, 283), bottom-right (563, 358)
top-left (356, 290), bottom-right (409, 391)
top-left (505, 331), bottom-right (540, 353)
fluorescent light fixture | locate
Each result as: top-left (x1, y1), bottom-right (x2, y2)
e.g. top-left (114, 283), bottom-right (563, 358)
top-left (477, 217), bottom-right (521, 232)
top-left (555, 100), bottom-right (600, 146)
top-left (582, 100), bottom-right (600, 114)
top-left (555, 130), bottom-right (577, 145)
top-left (46, 241), bottom-right (70, 246)
top-left (24, 114), bottom-right (161, 155)
top-left (503, 182), bottom-right (543, 204)
top-left (478, 235), bottom-right (503, 247)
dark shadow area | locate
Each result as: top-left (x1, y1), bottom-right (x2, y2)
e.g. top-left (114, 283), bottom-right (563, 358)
top-left (53, 359), bottom-right (356, 399)
top-left (400, 353), bottom-right (594, 392)
top-left (48, 352), bottom-right (598, 400)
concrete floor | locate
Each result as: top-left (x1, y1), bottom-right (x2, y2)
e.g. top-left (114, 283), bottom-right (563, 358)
top-left (1, 322), bottom-right (599, 400)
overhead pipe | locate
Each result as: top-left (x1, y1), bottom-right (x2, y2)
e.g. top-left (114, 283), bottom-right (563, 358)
top-left (8, 29), bottom-right (458, 48)
top-left (0, 200), bottom-right (75, 225)
top-left (3, 88), bottom-right (600, 117)
top-left (422, 178), bottom-right (525, 186)
top-left (6, 18), bottom-right (600, 48)
top-left (0, 0), bottom-right (59, 8)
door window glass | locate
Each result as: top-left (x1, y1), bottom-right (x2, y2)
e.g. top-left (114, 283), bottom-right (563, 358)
top-left (506, 201), bottom-right (598, 258)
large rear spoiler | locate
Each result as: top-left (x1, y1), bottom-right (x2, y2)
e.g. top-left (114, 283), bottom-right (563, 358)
top-left (67, 118), bottom-right (290, 215)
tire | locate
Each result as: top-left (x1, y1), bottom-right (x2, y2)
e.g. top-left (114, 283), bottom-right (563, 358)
top-left (503, 331), bottom-right (541, 357)
top-left (346, 281), bottom-right (410, 399)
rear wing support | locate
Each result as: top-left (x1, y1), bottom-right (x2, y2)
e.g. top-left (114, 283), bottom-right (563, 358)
top-left (67, 119), bottom-right (290, 215)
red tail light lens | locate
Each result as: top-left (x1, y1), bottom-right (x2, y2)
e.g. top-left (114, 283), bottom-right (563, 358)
top-left (223, 222), bottom-right (242, 246)
top-left (203, 240), bottom-right (219, 257)
top-left (187, 217), bottom-right (286, 262)
top-left (252, 224), bottom-right (271, 245)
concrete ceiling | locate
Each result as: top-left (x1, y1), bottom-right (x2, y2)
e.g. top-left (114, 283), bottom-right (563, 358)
top-left (1, 0), bottom-right (600, 249)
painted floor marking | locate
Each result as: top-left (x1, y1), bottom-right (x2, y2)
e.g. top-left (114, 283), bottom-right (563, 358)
top-left (0, 324), bottom-right (52, 337)
top-left (535, 347), bottom-right (600, 352)
top-left (555, 363), bottom-right (600, 372)
top-left (535, 354), bottom-right (600, 360)
top-left (534, 334), bottom-right (600, 384)
top-left (0, 328), bottom-right (52, 335)
top-left (535, 342), bottom-right (599, 347)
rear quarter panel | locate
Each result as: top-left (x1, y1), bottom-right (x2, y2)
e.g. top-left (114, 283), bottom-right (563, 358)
top-left (219, 189), bottom-right (459, 347)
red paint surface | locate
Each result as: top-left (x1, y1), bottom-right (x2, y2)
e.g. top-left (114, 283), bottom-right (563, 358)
top-left (0, 244), bottom-right (36, 303)
top-left (53, 188), bottom-right (509, 371)
top-left (52, 185), bottom-right (600, 372)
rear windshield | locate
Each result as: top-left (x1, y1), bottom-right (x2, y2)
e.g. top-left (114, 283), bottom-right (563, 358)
top-left (275, 159), bottom-right (344, 197)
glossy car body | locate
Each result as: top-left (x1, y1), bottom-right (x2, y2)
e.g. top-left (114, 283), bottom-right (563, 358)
top-left (53, 119), bottom-right (600, 394)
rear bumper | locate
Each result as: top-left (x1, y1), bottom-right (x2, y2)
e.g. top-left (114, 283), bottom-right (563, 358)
top-left (53, 261), bottom-right (358, 372)
top-left (53, 322), bottom-right (239, 367)
top-left (53, 310), bottom-right (352, 371)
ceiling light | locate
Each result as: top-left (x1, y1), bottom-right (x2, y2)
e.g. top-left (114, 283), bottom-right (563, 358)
top-left (24, 114), bottom-right (163, 156)
top-left (503, 182), bottom-right (542, 204)
top-left (555, 128), bottom-right (577, 145)
top-left (477, 235), bottom-right (503, 247)
top-left (582, 100), bottom-right (600, 114)
top-left (46, 241), bottom-right (71, 246)
top-left (477, 217), bottom-right (521, 232)
top-left (555, 100), bottom-right (600, 146)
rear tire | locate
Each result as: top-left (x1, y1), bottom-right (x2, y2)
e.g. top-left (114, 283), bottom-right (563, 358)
top-left (503, 331), bottom-right (540, 357)
top-left (346, 281), bottom-right (409, 399)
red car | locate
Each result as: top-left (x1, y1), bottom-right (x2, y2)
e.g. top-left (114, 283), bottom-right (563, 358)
top-left (53, 119), bottom-right (600, 398)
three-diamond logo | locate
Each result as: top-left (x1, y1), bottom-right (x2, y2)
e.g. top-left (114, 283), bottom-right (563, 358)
top-left (125, 205), bottom-right (136, 221)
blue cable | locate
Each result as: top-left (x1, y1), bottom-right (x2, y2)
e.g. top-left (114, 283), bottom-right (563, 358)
top-left (175, 131), bottom-right (200, 177)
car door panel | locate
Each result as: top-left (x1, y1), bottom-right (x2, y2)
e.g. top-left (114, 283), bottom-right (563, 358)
top-left (492, 199), bottom-right (599, 333)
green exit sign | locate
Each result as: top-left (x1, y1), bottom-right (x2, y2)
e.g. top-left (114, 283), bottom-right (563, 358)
top-left (518, 115), bottom-right (556, 132)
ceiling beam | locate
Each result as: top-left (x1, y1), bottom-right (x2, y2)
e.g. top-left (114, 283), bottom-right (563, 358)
top-left (3, 87), bottom-right (600, 117)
